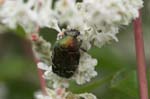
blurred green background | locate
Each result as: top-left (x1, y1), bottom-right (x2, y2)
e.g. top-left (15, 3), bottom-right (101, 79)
top-left (0, 0), bottom-right (150, 99)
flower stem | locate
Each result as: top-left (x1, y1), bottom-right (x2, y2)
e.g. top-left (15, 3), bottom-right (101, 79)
top-left (22, 39), bottom-right (47, 95)
top-left (36, 59), bottom-right (47, 95)
top-left (133, 10), bottom-right (149, 99)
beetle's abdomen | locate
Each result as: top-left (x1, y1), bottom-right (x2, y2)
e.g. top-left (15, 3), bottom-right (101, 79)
top-left (52, 48), bottom-right (80, 78)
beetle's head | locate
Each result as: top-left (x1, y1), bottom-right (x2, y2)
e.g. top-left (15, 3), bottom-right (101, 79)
top-left (64, 29), bottom-right (80, 37)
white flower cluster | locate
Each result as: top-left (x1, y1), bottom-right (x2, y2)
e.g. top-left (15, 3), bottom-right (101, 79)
top-left (72, 53), bottom-right (97, 84)
top-left (54, 0), bottom-right (143, 49)
top-left (0, 0), bottom-right (143, 49)
top-left (32, 35), bottom-right (52, 65)
top-left (38, 63), bottom-right (69, 88)
top-left (35, 88), bottom-right (97, 99)
top-left (0, 0), bottom-right (60, 33)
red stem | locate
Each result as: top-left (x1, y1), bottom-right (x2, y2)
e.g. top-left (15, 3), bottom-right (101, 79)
top-left (133, 10), bottom-right (149, 99)
top-left (36, 59), bottom-right (47, 95)
top-left (22, 39), bottom-right (47, 95)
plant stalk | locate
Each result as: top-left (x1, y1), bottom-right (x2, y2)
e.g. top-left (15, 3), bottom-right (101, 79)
top-left (133, 10), bottom-right (149, 99)
top-left (22, 39), bottom-right (47, 95)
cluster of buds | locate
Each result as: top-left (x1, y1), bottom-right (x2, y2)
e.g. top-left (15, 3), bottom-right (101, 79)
top-left (31, 34), bottom-right (52, 65)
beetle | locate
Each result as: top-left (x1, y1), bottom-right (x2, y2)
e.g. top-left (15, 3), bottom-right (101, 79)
top-left (52, 29), bottom-right (81, 78)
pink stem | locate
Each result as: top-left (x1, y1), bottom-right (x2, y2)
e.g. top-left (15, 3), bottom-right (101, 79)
top-left (35, 60), bottom-right (47, 95)
top-left (133, 10), bottom-right (149, 99)
top-left (22, 39), bottom-right (47, 95)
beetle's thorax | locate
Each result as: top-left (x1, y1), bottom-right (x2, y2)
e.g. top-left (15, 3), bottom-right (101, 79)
top-left (59, 36), bottom-right (79, 50)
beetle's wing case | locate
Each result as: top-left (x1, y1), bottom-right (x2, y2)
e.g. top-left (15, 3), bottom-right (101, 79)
top-left (52, 36), bottom-right (80, 78)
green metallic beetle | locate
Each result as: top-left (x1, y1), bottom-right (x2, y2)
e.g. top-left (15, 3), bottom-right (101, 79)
top-left (52, 29), bottom-right (81, 78)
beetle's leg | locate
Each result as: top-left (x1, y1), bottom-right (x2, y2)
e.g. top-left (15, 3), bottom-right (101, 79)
top-left (78, 39), bottom-right (82, 47)
top-left (80, 48), bottom-right (87, 52)
top-left (58, 32), bottom-right (64, 36)
top-left (79, 40), bottom-right (87, 52)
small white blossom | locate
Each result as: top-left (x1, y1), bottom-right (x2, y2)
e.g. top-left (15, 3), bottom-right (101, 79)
top-left (34, 0), bottom-right (52, 27)
top-left (38, 63), bottom-right (69, 89)
top-left (44, 67), bottom-right (69, 89)
top-left (54, 0), bottom-right (78, 25)
top-left (33, 0), bottom-right (61, 32)
top-left (48, 19), bottom-right (61, 32)
top-left (35, 92), bottom-right (52, 99)
top-left (79, 93), bottom-right (97, 99)
top-left (72, 52), bottom-right (98, 84)
top-left (37, 62), bottom-right (49, 70)
top-left (35, 88), bottom-right (66, 99)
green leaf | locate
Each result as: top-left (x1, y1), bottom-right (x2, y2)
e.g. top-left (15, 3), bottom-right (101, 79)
top-left (70, 74), bottom-right (113, 93)
top-left (12, 25), bottom-right (26, 38)
top-left (110, 70), bottom-right (139, 98)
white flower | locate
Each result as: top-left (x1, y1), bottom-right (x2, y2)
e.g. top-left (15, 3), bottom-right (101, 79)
top-left (35, 92), bottom-right (52, 99)
top-left (72, 52), bottom-right (98, 84)
top-left (0, 0), bottom-right (61, 33)
top-left (48, 19), bottom-right (61, 33)
top-left (44, 67), bottom-right (70, 89)
top-left (38, 63), bottom-right (69, 89)
top-left (0, 0), bottom-right (38, 32)
top-left (34, 0), bottom-right (61, 32)
top-left (79, 93), bottom-right (97, 99)
top-left (93, 31), bottom-right (119, 48)
top-left (35, 88), bottom-right (66, 99)
top-left (34, 0), bottom-right (52, 27)
top-left (54, 0), bottom-right (78, 25)
top-left (37, 62), bottom-right (49, 70)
